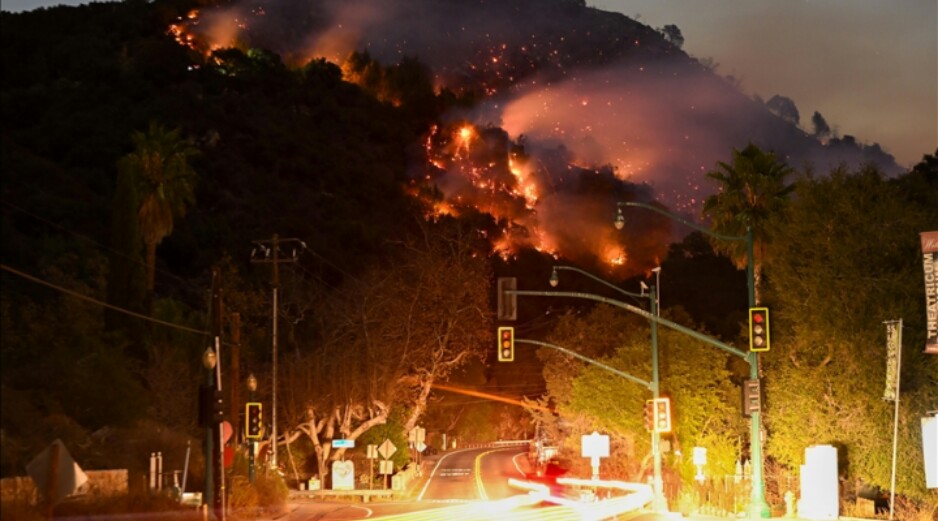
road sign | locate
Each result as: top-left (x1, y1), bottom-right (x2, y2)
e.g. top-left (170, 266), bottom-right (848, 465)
top-left (26, 440), bottom-right (88, 507)
top-left (378, 439), bottom-right (397, 459)
top-left (367, 444), bottom-right (378, 459)
top-left (379, 459), bottom-right (394, 475)
top-left (416, 442), bottom-right (427, 453)
top-left (581, 431), bottom-right (610, 458)
top-left (408, 426), bottom-right (425, 444)
top-left (332, 439), bottom-right (355, 449)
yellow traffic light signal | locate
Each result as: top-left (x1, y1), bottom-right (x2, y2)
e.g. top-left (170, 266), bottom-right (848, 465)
top-left (653, 397), bottom-right (672, 433)
top-left (245, 402), bottom-right (263, 439)
top-left (749, 307), bottom-right (770, 352)
top-left (497, 326), bottom-right (514, 362)
top-left (643, 400), bottom-right (654, 431)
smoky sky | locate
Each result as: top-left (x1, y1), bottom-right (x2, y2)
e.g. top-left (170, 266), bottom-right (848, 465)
top-left (191, 0), bottom-right (902, 177)
top-left (181, 0), bottom-right (907, 272)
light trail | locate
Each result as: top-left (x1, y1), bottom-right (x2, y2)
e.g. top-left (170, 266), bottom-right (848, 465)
top-left (432, 383), bottom-right (551, 412)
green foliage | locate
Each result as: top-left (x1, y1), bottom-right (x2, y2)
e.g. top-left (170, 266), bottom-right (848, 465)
top-left (763, 163), bottom-right (938, 499)
top-left (227, 467), bottom-right (288, 519)
top-left (358, 408), bottom-right (411, 469)
top-left (542, 304), bottom-right (744, 484)
top-left (702, 143), bottom-right (795, 271)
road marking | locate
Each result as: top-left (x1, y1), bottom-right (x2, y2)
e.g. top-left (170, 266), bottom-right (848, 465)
top-left (439, 468), bottom-right (471, 477)
top-left (510, 452), bottom-right (529, 476)
top-left (344, 504), bottom-right (373, 518)
top-left (474, 449), bottom-right (499, 500)
top-left (417, 448), bottom-right (477, 501)
top-left (475, 448), bottom-right (523, 500)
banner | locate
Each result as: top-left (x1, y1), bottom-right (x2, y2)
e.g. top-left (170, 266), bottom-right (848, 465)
top-left (883, 320), bottom-right (901, 401)
top-left (922, 231), bottom-right (938, 354)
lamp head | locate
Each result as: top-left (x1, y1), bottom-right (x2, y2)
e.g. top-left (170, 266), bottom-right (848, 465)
top-left (614, 208), bottom-right (625, 230)
top-left (549, 267), bottom-right (559, 287)
top-left (202, 347), bottom-right (217, 370)
top-left (247, 373), bottom-right (257, 392)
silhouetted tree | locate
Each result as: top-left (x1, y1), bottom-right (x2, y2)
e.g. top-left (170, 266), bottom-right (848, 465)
top-left (766, 95), bottom-right (800, 125)
top-left (660, 24), bottom-right (684, 48)
top-left (811, 111), bottom-right (831, 140)
top-left (702, 144), bottom-right (794, 303)
top-left (118, 121), bottom-right (199, 302)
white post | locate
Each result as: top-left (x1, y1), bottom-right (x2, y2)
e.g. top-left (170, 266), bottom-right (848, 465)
top-left (215, 337), bottom-right (227, 521)
top-left (157, 451), bottom-right (163, 491)
top-left (272, 285), bottom-right (278, 470)
top-left (149, 452), bottom-right (156, 490)
top-left (888, 319), bottom-right (903, 521)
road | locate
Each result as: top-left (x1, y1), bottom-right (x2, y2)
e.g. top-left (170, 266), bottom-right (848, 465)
top-left (281, 444), bottom-right (660, 521)
top-left (418, 446), bottom-right (530, 502)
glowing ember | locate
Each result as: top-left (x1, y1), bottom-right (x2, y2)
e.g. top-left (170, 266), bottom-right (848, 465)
top-left (166, 1), bottom-right (680, 276)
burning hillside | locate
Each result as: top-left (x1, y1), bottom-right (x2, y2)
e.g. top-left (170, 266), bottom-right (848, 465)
top-left (169, 0), bottom-right (901, 274)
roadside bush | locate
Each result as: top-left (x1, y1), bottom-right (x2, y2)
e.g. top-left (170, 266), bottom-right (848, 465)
top-left (226, 451), bottom-right (288, 520)
top-left (894, 496), bottom-right (938, 521)
top-left (23, 489), bottom-right (204, 520)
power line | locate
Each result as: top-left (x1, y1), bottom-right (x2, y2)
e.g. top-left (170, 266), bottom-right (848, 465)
top-left (1, 263), bottom-right (211, 337)
top-left (1, 199), bottom-right (203, 293)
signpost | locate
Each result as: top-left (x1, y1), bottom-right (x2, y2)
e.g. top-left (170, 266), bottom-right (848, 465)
top-left (26, 440), bottom-right (88, 517)
top-left (581, 431), bottom-right (610, 480)
top-left (378, 439), bottom-right (397, 489)
top-left (331, 439), bottom-right (355, 449)
top-left (367, 444), bottom-right (378, 489)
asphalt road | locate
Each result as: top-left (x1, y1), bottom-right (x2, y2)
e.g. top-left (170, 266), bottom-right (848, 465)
top-left (418, 446), bottom-right (530, 503)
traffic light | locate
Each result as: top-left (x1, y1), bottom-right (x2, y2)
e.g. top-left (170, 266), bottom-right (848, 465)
top-left (749, 307), bottom-right (770, 352)
top-left (245, 402), bottom-right (263, 439)
top-left (743, 379), bottom-right (761, 416)
top-left (198, 385), bottom-right (225, 426)
top-left (643, 400), bottom-right (654, 431)
top-left (653, 397), bottom-right (672, 433)
top-left (497, 326), bottom-right (514, 362)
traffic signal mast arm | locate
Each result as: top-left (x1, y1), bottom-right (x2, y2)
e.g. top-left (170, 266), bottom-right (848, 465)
top-left (509, 289), bottom-right (749, 361)
top-left (516, 338), bottom-right (652, 390)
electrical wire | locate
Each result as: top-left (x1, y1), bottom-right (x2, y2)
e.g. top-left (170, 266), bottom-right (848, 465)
top-left (1, 263), bottom-right (211, 337)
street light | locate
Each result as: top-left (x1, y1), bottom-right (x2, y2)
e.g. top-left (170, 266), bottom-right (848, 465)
top-left (616, 200), bottom-right (769, 519)
top-left (651, 266), bottom-right (661, 311)
top-left (246, 374), bottom-right (257, 484)
top-left (202, 347), bottom-right (216, 518)
top-left (549, 265), bottom-right (667, 512)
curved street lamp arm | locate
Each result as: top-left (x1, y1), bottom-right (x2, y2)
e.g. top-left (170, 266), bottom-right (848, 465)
top-left (553, 265), bottom-right (647, 301)
top-left (510, 289), bottom-right (749, 360)
top-left (516, 338), bottom-right (652, 390)
top-left (617, 201), bottom-right (746, 243)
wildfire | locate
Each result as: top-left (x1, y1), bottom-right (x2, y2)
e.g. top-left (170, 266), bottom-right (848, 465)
top-left (164, 3), bottom-right (673, 276)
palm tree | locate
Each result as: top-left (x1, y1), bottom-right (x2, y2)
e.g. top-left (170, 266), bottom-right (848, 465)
top-left (118, 121), bottom-right (199, 301)
top-left (702, 143), bottom-right (794, 303)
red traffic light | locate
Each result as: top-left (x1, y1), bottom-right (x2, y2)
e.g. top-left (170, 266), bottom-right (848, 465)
top-left (749, 307), bottom-right (770, 352)
top-left (497, 326), bottom-right (514, 362)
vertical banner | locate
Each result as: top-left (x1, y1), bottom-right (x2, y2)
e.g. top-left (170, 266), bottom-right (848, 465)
top-left (883, 320), bottom-right (901, 401)
top-left (923, 231), bottom-right (938, 354)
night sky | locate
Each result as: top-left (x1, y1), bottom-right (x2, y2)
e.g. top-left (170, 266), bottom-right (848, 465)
top-left (4, 0), bottom-right (935, 168)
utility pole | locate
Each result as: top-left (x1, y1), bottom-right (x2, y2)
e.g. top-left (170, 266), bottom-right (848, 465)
top-left (211, 268), bottom-right (227, 521)
top-left (250, 234), bottom-right (304, 470)
top-left (230, 313), bottom-right (241, 439)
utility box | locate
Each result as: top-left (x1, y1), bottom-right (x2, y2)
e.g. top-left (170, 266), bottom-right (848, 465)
top-left (923, 415), bottom-right (937, 488)
top-left (799, 445), bottom-right (838, 520)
